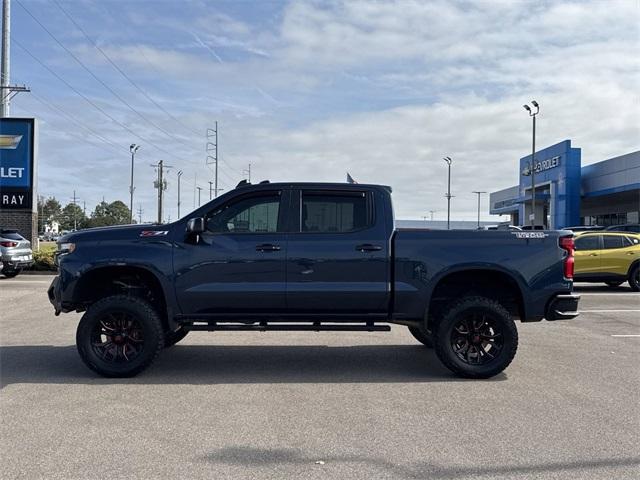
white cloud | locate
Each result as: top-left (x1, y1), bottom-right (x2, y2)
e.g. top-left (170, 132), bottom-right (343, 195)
top-left (14, 0), bottom-right (640, 224)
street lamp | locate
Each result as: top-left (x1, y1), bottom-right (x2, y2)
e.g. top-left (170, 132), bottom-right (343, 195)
top-left (472, 191), bottom-right (486, 229)
top-left (443, 157), bottom-right (452, 230)
top-left (129, 144), bottom-right (140, 223)
top-left (523, 100), bottom-right (539, 227)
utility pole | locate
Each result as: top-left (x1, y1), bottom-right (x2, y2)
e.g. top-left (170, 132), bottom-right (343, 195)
top-left (177, 170), bottom-right (183, 218)
top-left (523, 101), bottom-right (540, 227)
top-left (472, 191), bottom-right (486, 229)
top-left (129, 144), bottom-right (140, 223)
top-left (151, 160), bottom-right (171, 224)
top-left (429, 210), bottom-right (436, 221)
top-left (243, 163), bottom-right (251, 182)
top-left (137, 204), bottom-right (143, 224)
top-left (443, 157), bottom-right (453, 230)
top-left (207, 122), bottom-right (220, 197)
top-left (208, 181), bottom-right (213, 200)
top-left (82, 201), bottom-right (86, 217)
top-left (1, 0), bottom-right (29, 117)
top-left (70, 190), bottom-right (79, 230)
top-left (196, 186), bottom-right (202, 207)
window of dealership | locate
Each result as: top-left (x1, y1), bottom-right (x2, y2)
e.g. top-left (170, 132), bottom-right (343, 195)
top-left (489, 140), bottom-right (640, 229)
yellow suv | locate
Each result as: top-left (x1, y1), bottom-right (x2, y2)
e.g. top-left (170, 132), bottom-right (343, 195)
top-left (574, 232), bottom-right (640, 291)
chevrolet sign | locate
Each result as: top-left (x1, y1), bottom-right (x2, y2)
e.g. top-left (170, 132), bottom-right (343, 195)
top-left (522, 155), bottom-right (560, 176)
top-left (0, 134), bottom-right (23, 149)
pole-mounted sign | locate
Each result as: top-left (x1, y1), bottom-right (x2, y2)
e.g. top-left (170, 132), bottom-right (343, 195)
top-left (0, 118), bottom-right (36, 210)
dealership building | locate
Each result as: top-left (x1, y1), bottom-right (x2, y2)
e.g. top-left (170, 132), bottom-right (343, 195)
top-left (490, 140), bottom-right (640, 229)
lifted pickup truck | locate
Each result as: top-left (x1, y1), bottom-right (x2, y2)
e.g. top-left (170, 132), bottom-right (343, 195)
top-left (49, 182), bottom-right (579, 379)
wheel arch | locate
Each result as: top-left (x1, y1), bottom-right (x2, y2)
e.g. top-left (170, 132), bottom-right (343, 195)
top-left (424, 266), bottom-right (526, 331)
top-left (73, 264), bottom-right (174, 331)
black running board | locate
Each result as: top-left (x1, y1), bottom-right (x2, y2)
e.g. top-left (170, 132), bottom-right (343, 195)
top-left (182, 323), bottom-right (391, 332)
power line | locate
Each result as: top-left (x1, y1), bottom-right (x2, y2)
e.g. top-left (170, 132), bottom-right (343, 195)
top-left (16, 0), bottom-right (195, 153)
top-left (52, 0), bottom-right (200, 148)
top-left (13, 39), bottom-right (187, 163)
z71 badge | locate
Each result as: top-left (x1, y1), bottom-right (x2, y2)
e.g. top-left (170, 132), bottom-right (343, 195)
top-left (511, 231), bottom-right (549, 239)
top-left (139, 230), bottom-right (169, 237)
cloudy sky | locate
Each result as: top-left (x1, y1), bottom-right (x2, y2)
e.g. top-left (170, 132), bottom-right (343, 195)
top-left (10, 0), bottom-right (640, 222)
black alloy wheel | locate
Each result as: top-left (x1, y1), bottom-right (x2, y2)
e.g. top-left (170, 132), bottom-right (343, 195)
top-left (434, 296), bottom-right (518, 379)
top-left (76, 295), bottom-right (164, 377)
top-left (450, 314), bottom-right (503, 365)
top-left (91, 313), bottom-right (145, 363)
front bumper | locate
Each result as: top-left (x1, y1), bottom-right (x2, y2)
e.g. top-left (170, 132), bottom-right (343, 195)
top-left (48, 275), bottom-right (64, 315)
top-left (545, 293), bottom-right (580, 320)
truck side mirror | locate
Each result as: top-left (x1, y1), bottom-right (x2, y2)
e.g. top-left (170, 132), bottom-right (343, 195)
top-left (186, 217), bottom-right (205, 234)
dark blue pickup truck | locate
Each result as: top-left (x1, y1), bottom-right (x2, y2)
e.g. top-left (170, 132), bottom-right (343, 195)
top-left (49, 181), bottom-right (579, 379)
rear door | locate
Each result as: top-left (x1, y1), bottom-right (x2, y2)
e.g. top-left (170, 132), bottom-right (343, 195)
top-left (173, 189), bottom-right (288, 314)
top-left (600, 234), bottom-right (638, 275)
top-left (574, 234), bottom-right (602, 275)
top-left (285, 188), bottom-right (390, 315)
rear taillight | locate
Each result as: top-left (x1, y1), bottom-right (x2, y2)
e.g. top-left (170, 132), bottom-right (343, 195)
top-left (0, 241), bottom-right (18, 247)
top-left (559, 236), bottom-right (575, 279)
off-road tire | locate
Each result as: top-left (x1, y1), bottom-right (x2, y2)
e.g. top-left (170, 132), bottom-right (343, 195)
top-left (628, 264), bottom-right (640, 292)
top-left (408, 325), bottom-right (434, 348)
top-left (164, 328), bottom-right (189, 348)
top-left (605, 281), bottom-right (623, 288)
top-left (434, 296), bottom-right (518, 379)
top-left (76, 295), bottom-right (164, 377)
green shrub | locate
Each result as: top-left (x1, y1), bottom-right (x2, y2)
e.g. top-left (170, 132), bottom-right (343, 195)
top-left (32, 245), bottom-right (57, 271)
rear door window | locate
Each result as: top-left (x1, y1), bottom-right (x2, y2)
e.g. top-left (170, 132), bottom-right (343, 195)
top-left (575, 236), bottom-right (600, 251)
top-left (301, 191), bottom-right (371, 233)
top-left (603, 235), bottom-right (624, 249)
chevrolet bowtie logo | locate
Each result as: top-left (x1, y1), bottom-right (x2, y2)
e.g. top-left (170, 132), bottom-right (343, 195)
top-left (0, 134), bottom-right (23, 149)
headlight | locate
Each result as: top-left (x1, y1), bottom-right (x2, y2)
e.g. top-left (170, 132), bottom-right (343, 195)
top-left (58, 242), bottom-right (76, 253)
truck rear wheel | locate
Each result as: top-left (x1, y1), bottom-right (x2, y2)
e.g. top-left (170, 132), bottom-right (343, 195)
top-left (434, 296), bottom-right (518, 379)
top-left (407, 325), bottom-right (434, 348)
top-left (76, 295), bottom-right (164, 377)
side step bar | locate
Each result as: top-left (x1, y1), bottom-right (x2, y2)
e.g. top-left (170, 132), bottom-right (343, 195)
top-left (182, 323), bottom-right (391, 332)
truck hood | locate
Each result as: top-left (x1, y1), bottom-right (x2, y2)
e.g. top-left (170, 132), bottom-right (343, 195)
top-left (59, 224), bottom-right (170, 243)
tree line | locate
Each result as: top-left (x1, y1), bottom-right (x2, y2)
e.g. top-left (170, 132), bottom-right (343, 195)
top-left (38, 197), bottom-right (134, 232)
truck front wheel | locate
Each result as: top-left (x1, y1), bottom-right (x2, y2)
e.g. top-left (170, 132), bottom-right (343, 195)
top-left (434, 296), bottom-right (518, 379)
top-left (76, 295), bottom-right (164, 377)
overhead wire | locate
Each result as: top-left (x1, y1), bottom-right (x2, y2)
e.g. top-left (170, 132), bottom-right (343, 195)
top-left (16, 0), bottom-right (198, 156)
top-left (52, 0), bottom-right (202, 144)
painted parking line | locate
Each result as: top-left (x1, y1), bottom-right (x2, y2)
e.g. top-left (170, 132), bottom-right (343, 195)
top-left (580, 309), bottom-right (640, 313)
top-left (611, 335), bottom-right (640, 338)
top-left (578, 293), bottom-right (639, 297)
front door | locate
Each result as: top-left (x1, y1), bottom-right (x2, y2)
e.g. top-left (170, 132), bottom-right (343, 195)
top-left (173, 190), bottom-right (288, 314)
top-left (285, 188), bottom-right (390, 315)
top-left (600, 234), bottom-right (638, 276)
top-left (574, 234), bottom-right (602, 276)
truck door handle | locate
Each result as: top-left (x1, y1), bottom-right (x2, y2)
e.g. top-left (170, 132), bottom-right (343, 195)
top-left (627, 252), bottom-right (636, 255)
top-left (356, 244), bottom-right (382, 252)
top-left (256, 244), bottom-right (281, 252)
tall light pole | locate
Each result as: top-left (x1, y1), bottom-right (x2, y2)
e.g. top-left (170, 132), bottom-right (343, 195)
top-left (177, 170), bottom-right (183, 218)
top-left (472, 191), bottom-right (486, 229)
top-left (523, 100), bottom-right (539, 227)
top-left (443, 157), bottom-right (452, 230)
top-left (129, 144), bottom-right (140, 223)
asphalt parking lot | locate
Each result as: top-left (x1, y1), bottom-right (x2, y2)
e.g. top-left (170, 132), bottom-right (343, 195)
top-left (1, 276), bottom-right (638, 480)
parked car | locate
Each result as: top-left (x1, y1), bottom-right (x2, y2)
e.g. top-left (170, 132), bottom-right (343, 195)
top-left (605, 224), bottom-right (640, 233)
top-left (49, 181), bottom-right (579, 379)
top-left (574, 232), bottom-right (640, 291)
top-left (565, 225), bottom-right (605, 232)
top-left (0, 228), bottom-right (34, 278)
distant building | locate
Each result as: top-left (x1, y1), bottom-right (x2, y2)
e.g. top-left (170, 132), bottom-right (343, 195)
top-left (44, 221), bottom-right (59, 234)
top-left (490, 140), bottom-right (639, 229)
top-left (396, 219), bottom-right (494, 230)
